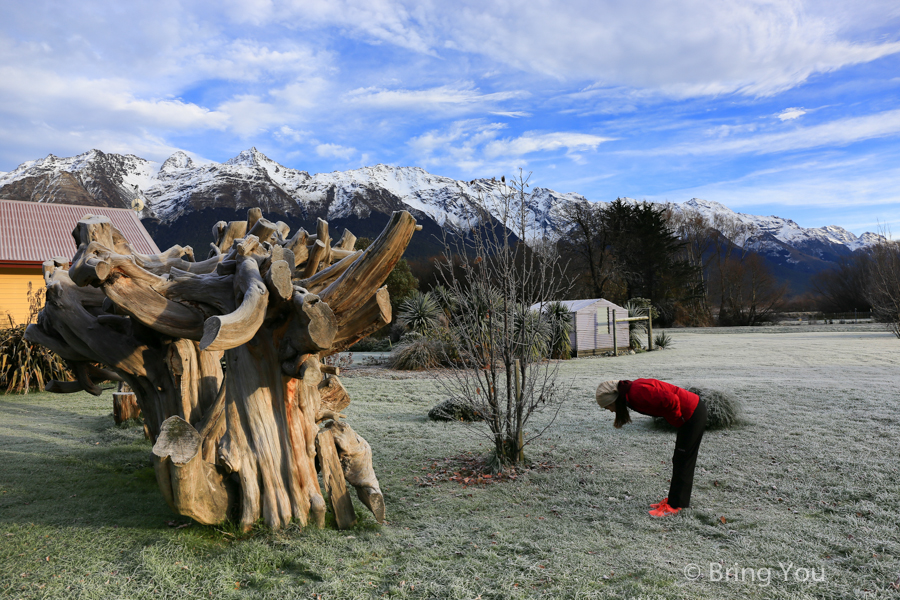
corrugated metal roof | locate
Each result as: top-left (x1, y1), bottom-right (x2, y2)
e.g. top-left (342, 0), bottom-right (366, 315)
top-left (530, 298), bottom-right (611, 313)
top-left (0, 198), bottom-right (160, 264)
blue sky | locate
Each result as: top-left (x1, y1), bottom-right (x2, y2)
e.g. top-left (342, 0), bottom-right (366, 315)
top-left (1, 0), bottom-right (899, 236)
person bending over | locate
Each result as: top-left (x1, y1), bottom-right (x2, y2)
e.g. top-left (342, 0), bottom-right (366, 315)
top-left (595, 379), bottom-right (708, 517)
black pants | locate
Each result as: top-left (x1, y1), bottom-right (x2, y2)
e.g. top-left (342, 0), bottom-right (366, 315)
top-left (667, 399), bottom-right (707, 509)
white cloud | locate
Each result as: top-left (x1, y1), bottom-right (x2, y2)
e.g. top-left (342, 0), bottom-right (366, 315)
top-left (346, 84), bottom-right (525, 112)
top-left (664, 109), bottom-right (900, 155)
top-left (407, 121), bottom-right (613, 173)
top-left (405, 0), bottom-right (900, 97)
top-left (777, 107), bottom-right (807, 121)
top-left (315, 143), bottom-right (356, 160)
top-left (484, 132), bottom-right (614, 158)
top-left (0, 67), bottom-right (229, 131)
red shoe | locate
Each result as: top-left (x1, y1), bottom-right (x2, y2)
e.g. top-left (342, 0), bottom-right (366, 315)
top-left (650, 498), bottom-right (669, 510)
top-left (649, 504), bottom-right (681, 517)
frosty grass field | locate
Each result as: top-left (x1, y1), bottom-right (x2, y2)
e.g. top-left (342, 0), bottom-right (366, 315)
top-left (1, 325), bottom-right (898, 599)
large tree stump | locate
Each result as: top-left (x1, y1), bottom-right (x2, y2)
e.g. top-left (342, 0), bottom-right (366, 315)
top-left (25, 208), bottom-right (416, 530)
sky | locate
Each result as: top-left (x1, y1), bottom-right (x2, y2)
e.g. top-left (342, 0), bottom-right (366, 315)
top-left (1, 0), bottom-right (899, 236)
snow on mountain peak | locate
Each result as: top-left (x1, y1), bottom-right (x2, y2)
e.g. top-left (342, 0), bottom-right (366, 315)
top-left (160, 151), bottom-right (194, 172)
top-left (0, 148), bottom-right (886, 259)
top-left (224, 147), bottom-right (270, 167)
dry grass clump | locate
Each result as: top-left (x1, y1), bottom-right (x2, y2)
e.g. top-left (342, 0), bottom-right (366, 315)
top-left (389, 335), bottom-right (443, 370)
top-left (653, 386), bottom-right (743, 430)
top-left (428, 397), bottom-right (484, 422)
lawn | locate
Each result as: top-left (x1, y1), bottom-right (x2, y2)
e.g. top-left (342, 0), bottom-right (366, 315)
top-left (1, 326), bottom-right (899, 599)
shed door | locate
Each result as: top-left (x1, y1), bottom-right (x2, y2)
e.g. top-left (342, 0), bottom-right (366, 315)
top-left (595, 306), bottom-right (608, 350)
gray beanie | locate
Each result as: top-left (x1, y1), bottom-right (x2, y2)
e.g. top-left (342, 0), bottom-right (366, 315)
top-left (595, 380), bottom-right (620, 408)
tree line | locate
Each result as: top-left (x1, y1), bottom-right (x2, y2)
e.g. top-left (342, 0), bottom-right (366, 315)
top-left (378, 197), bottom-right (900, 334)
top-left (556, 199), bottom-right (787, 327)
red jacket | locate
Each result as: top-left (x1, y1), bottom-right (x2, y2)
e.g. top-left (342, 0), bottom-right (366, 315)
top-left (621, 379), bottom-right (699, 428)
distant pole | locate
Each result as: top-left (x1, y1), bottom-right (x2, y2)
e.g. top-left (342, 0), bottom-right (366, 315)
top-left (612, 309), bottom-right (617, 355)
top-left (648, 315), bottom-right (653, 351)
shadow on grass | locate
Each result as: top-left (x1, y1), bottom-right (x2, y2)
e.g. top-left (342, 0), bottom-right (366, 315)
top-left (0, 401), bottom-right (173, 530)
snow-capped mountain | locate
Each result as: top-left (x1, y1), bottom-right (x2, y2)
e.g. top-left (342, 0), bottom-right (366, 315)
top-left (0, 148), bottom-right (883, 268)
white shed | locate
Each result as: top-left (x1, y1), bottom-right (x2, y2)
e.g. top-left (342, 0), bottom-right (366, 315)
top-left (532, 298), bottom-right (630, 357)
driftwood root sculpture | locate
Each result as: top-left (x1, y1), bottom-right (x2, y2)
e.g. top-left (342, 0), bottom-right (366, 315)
top-left (25, 208), bottom-right (418, 530)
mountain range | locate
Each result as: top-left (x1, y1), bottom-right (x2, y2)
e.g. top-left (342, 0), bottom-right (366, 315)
top-left (0, 148), bottom-right (883, 293)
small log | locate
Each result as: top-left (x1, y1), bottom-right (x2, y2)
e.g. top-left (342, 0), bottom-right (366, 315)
top-left (285, 229), bottom-right (309, 266)
top-left (152, 416), bottom-right (235, 525)
top-left (335, 229), bottom-right (357, 251)
top-left (326, 421), bottom-right (385, 524)
top-left (264, 260), bottom-right (293, 301)
top-left (316, 218), bottom-right (332, 266)
top-left (288, 291), bottom-right (337, 355)
top-left (303, 240), bottom-right (327, 278)
top-left (316, 428), bottom-right (357, 530)
top-left (275, 221), bottom-right (291, 243)
top-left (210, 220), bottom-right (248, 256)
top-left (247, 207), bottom-right (262, 231)
top-left (248, 217), bottom-right (278, 246)
top-left (113, 392), bottom-right (141, 424)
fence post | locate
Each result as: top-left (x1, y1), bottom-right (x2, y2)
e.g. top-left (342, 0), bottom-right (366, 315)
top-left (648, 315), bottom-right (653, 351)
top-left (611, 309), bottom-right (617, 355)
top-left (514, 358), bottom-right (524, 462)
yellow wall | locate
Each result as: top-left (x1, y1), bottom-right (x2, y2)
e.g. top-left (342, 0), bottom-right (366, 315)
top-left (0, 267), bottom-right (44, 327)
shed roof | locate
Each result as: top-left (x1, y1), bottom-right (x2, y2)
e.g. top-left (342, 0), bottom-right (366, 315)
top-left (531, 298), bottom-right (615, 313)
top-left (0, 198), bottom-right (160, 265)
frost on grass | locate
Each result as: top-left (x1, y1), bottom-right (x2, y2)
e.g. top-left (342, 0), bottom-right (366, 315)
top-left (3, 327), bottom-right (900, 599)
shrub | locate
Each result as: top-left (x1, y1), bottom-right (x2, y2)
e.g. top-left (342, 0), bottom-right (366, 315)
top-left (654, 331), bottom-right (674, 349)
top-left (652, 386), bottom-right (743, 430)
top-left (428, 397), bottom-right (484, 422)
top-left (0, 287), bottom-right (72, 393)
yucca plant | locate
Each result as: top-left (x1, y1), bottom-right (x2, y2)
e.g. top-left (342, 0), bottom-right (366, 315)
top-left (654, 331), bottom-right (674, 349)
top-left (543, 301), bottom-right (573, 359)
top-left (0, 285), bottom-right (72, 393)
top-left (624, 299), bottom-right (648, 349)
top-left (397, 291), bottom-right (442, 333)
top-left (513, 307), bottom-right (551, 362)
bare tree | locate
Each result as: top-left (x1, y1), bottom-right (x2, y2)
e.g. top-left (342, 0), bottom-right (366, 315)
top-left (716, 253), bottom-right (786, 325)
top-left (668, 207), bottom-right (716, 325)
top-left (557, 200), bottom-right (619, 299)
top-left (709, 214), bottom-right (757, 321)
top-left (435, 171), bottom-right (570, 465)
top-left (810, 253), bottom-right (872, 313)
top-left (865, 237), bottom-right (900, 338)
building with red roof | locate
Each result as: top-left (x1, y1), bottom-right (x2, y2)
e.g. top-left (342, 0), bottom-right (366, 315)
top-left (0, 199), bottom-right (159, 324)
